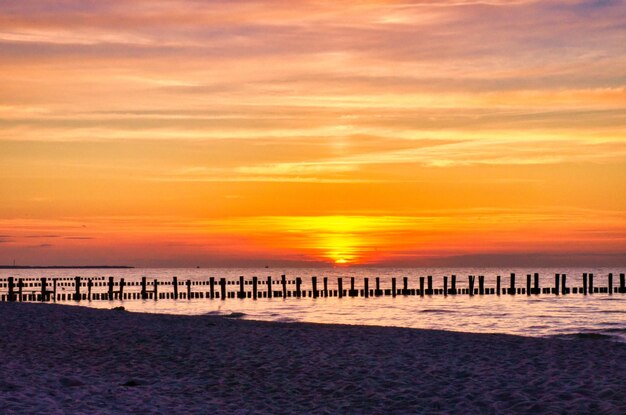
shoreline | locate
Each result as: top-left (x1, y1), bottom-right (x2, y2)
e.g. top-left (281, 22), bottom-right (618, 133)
top-left (1, 303), bottom-right (625, 414)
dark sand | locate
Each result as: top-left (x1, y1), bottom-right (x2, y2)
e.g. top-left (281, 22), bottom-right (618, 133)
top-left (1, 302), bottom-right (625, 414)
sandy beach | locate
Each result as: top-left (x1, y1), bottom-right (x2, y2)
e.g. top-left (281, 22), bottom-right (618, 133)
top-left (1, 303), bottom-right (625, 414)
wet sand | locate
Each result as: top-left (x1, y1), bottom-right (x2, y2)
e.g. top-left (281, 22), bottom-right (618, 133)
top-left (1, 302), bottom-right (625, 414)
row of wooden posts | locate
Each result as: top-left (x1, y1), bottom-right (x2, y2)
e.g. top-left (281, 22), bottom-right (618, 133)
top-left (1, 273), bottom-right (625, 302)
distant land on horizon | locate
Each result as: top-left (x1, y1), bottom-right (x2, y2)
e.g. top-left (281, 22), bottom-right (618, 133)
top-left (0, 266), bottom-right (134, 269)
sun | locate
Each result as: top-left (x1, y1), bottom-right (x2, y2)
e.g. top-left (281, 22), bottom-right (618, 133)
top-left (335, 258), bottom-right (348, 265)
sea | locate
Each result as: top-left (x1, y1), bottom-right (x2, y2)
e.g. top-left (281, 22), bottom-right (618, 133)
top-left (2, 267), bottom-right (626, 342)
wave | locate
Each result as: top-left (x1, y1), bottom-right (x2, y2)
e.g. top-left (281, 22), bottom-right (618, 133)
top-left (419, 309), bottom-right (457, 314)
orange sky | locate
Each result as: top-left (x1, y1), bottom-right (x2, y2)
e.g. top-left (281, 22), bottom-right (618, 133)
top-left (1, 0), bottom-right (625, 267)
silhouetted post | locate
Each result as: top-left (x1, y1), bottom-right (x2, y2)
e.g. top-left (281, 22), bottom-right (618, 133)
top-left (141, 277), bottom-right (147, 299)
top-left (496, 275), bottom-right (501, 296)
top-left (120, 278), bottom-right (125, 299)
top-left (296, 277), bottom-right (302, 298)
top-left (74, 277), bottom-right (80, 301)
top-left (526, 274), bottom-right (531, 296)
top-left (53, 278), bottom-right (57, 302)
top-left (338, 277), bottom-right (343, 298)
top-left (391, 278), bottom-right (396, 297)
top-left (533, 273), bottom-right (539, 295)
top-left (252, 276), bottom-right (258, 300)
top-left (478, 275), bottom-right (485, 295)
top-left (312, 276), bottom-right (318, 298)
top-left (108, 277), bottom-right (114, 300)
top-left (583, 273), bottom-right (588, 295)
top-left (153, 279), bottom-right (158, 300)
top-left (375, 277), bottom-right (381, 296)
top-left (620, 273), bottom-right (625, 293)
top-left (443, 276), bottom-right (448, 296)
top-left (364, 278), bottom-right (369, 298)
top-left (554, 274), bottom-right (560, 295)
top-left (87, 278), bottom-right (93, 300)
top-left (208, 277), bottom-right (215, 299)
top-left (608, 273), bottom-right (613, 295)
top-left (427, 275), bottom-right (433, 295)
top-left (562, 274), bottom-right (567, 294)
top-left (468, 275), bottom-right (475, 296)
top-left (509, 273), bottom-right (516, 295)
top-left (186, 279), bottom-right (191, 299)
top-left (350, 277), bottom-right (356, 297)
top-left (451, 275), bottom-right (457, 295)
top-left (403, 277), bottom-right (408, 295)
top-left (281, 275), bottom-right (287, 298)
top-left (8, 277), bottom-right (15, 302)
top-left (418, 277), bottom-right (424, 297)
top-left (219, 278), bottom-right (226, 300)
top-left (238, 276), bottom-right (245, 299)
top-left (17, 278), bottom-right (24, 302)
top-left (266, 276), bottom-right (272, 299)
top-left (40, 277), bottom-right (47, 301)
top-left (323, 277), bottom-right (328, 297)
top-left (589, 273), bottom-right (594, 294)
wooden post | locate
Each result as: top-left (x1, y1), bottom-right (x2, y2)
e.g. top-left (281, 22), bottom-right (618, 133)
top-left (312, 276), bottom-right (318, 298)
top-left (53, 278), bottom-right (57, 302)
top-left (87, 278), bottom-right (93, 301)
top-left (478, 275), bottom-right (484, 295)
top-left (562, 273), bottom-right (567, 294)
top-left (266, 276), bottom-right (272, 299)
top-left (443, 276), bottom-right (448, 296)
top-left (40, 277), bottom-right (47, 302)
top-left (173, 276), bottom-right (178, 299)
top-left (468, 275), bottom-right (475, 296)
top-left (608, 273), bottom-right (613, 295)
top-left (427, 275), bottom-right (433, 295)
top-left (364, 278), bottom-right (369, 298)
top-left (451, 274), bottom-right (456, 295)
top-left (323, 277), bottom-right (328, 297)
top-left (509, 273), bottom-right (516, 295)
top-left (350, 277), bottom-right (356, 297)
top-left (154, 279), bottom-right (158, 301)
top-left (296, 277), bottom-right (302, 298)
top-left (526, 274), bottom-right (531, 296)
top-left (375, 277), bottom-right (381, 296)
top-left (583, 273), bottom-right (588, 295)
top-left (219, 278), bottom-right (226, 300)
top-left (120, 278), bottom-right (125, 299)
top-left (554, 274), bottom-right (560, 295)
top-left (8, 277), bottom-right (15, 302)
top-left (252, 276), bottom-right (258, 300)
top-left (239, 276), bottom-right (245, 299)
top-left (589, 273), bottom-right (594, 294)
top-left (74, 277), bottom-right (80, 301)
top-left (281, 275), bottom-right (287, 298)
top-left (141, 277), bottom-right (147, 299)
top-left (419, 277), bottom-right (424, 297)
top-left (391, 278), bottom-right (396, 297)
top-left (17, 278), bottom-right (24, 301)
top-left (401, 277), bottom-right (407, 295)
top-left (496, 275), bottom-right (501, 296)
top-left (108, 277), bottom-right (114, 300)
top-left (209, 277), bottom-right (215, 299)
top-left (186, 279), bottom-right (191, 300)
top-left (620, 273), bottom-right (625, 293)
top-left (338, 277), bottom-right (343, 298)
top-left (534, 273), bottom-right (539, 295)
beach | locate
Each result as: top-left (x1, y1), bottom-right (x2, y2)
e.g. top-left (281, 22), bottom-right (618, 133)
top-left (1, 303), bottom-right (625, 414)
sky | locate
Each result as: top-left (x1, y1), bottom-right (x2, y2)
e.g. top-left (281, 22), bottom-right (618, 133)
top-left (0, 0), bottom-right (625, 267)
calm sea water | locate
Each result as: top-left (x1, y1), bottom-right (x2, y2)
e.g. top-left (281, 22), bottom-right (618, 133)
top-left (2, 267), bottom-right (626, 342)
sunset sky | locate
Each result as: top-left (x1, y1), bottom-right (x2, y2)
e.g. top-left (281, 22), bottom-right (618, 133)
top-left (1, 0), bottom-right (625, 267)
